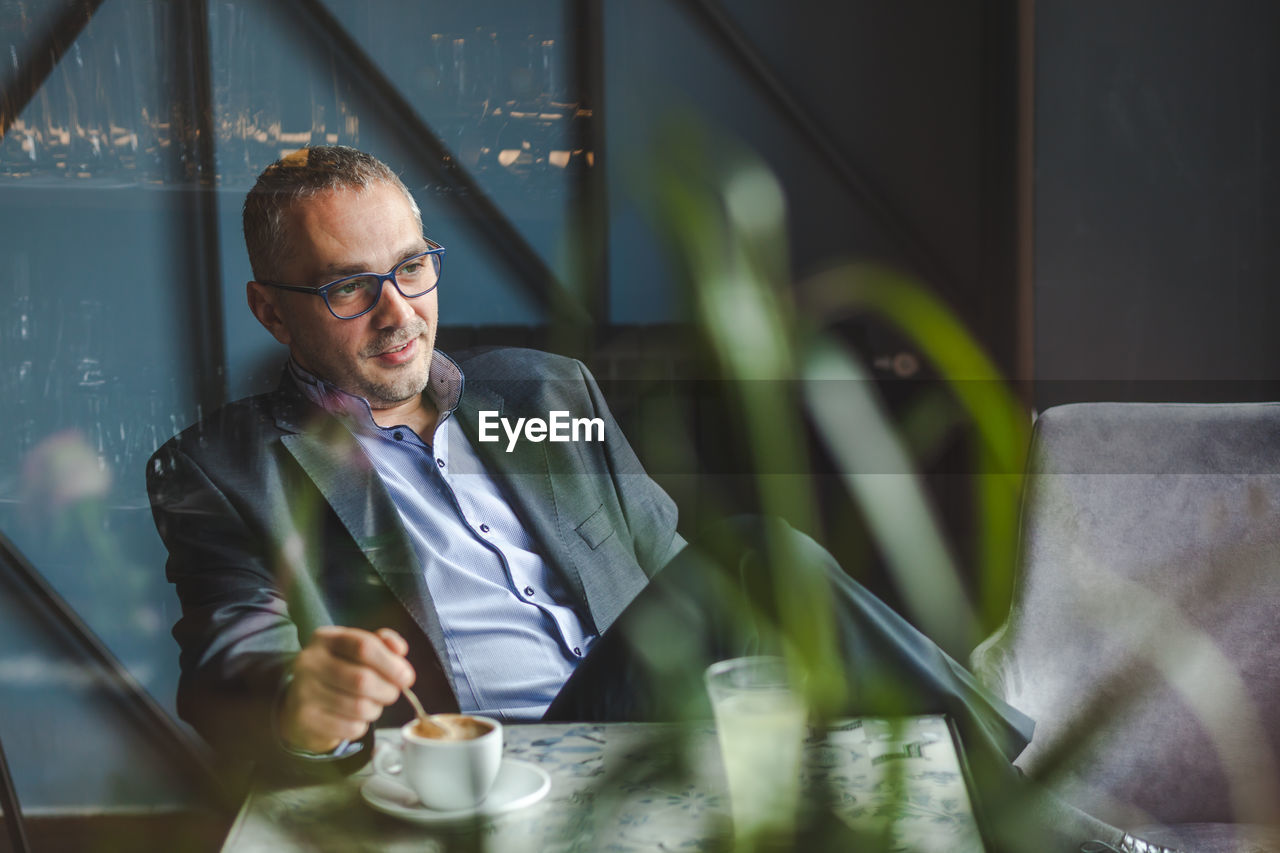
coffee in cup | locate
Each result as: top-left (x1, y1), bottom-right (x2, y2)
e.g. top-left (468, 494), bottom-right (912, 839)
top-left (411, 713), bottom-right (495, 741)
top-left (375, 715), bottom-right (503, 811)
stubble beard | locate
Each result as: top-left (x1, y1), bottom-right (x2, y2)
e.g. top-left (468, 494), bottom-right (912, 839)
top-left (358, 320), bottom-right (435, 407)
top-left (357, 363), bottom-right (428, 408)
top-left (304, 318), bottom-right (435, 408)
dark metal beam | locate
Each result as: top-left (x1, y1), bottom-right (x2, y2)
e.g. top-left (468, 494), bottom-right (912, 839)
top-left (0, 531), bottom-right (222, 804)
top-left (678, 0), bottom-right (959, 292)
top-left (569, 0), bottom-right (609, 335)
top-left (0, 0), bottom-right (105, 140)
top-left (977, 0), bottom-right (1021, 378)
top-left (169, 0), bottom-right (229, 413)
top-left (291, 0), bottom-right (590, 328)
top-left (0, 731), bottom-right (30, 853)
top-left (1014, 0), bottom-right (1036, 392)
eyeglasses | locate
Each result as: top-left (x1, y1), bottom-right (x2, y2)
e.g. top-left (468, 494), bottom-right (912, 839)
top-left (258, 241), bottom-right (446, 320)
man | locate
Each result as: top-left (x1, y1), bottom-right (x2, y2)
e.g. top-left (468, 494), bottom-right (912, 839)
top-left (148, 146), bottom-right (685, 769)
top-left (148, 146), bottom-right (1169, 852)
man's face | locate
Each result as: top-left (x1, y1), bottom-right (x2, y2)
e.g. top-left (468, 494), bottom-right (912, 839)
top-left (261, 181), bottom-right (438, 410)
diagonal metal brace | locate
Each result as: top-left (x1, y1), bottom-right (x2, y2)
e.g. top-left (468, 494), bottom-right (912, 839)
top-left (0, 729), bottom-right (30, 853)
top-left (678, 0), bottom-right (958, 291)
top-left (0, 0), bottom-right (106, 140)
top-left (290, 0), bottom-right (591, 328)
top-left (0, 530), bottom-right (223, 805)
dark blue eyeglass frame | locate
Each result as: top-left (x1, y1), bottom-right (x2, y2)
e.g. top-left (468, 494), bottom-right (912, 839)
top-left (258, 240), bottom-right (446, 320)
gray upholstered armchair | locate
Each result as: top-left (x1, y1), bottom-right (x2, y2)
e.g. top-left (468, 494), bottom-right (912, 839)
top-left (972, 402), bottom-right (1280, 853)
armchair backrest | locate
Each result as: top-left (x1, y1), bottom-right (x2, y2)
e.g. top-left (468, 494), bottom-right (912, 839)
top-left (971, 402), bottom-right (1280, 828)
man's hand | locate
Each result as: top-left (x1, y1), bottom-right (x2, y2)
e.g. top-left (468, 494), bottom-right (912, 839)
top-left (279, 626), bottom-right (415, 754)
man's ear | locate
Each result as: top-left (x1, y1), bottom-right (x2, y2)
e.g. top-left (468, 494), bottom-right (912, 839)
top-left (247, 281), bottom-right (293, 346)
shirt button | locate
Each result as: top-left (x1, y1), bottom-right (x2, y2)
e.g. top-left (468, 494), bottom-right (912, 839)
top-left (523, 586), bottom-right (534, 597)
top-left (479, 523), bottom-right (490, 533)
top-left (573, 647), bottom-right (583, 657)
top-left (436, 458), bottom-right (445, 468)
top-left (393, 431), bottom-right (404, 441)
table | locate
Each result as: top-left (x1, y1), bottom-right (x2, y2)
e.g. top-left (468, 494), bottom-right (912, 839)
top-left (221, 715), bottom-right (985, 852)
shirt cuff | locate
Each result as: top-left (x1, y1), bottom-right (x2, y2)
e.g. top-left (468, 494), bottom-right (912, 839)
top-left (281, 738), bottom-right (365, 760)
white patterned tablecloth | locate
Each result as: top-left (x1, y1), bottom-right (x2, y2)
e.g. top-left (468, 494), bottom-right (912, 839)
top-left (221, 716), bottom-right (984, 853)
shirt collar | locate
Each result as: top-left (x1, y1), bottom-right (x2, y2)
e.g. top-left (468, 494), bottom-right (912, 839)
top-left (288, 350), bottom-right (464, 434)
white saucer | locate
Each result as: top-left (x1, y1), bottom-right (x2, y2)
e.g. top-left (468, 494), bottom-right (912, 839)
top-left (361, 759), bottom-right (551, 824)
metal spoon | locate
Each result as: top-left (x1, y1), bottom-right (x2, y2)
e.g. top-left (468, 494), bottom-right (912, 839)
top-left (401, 687), bottom-right (449, 738)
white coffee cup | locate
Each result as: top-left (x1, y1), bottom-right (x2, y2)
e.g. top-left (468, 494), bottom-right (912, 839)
top-left (374, 714), bottom-right (504, 811)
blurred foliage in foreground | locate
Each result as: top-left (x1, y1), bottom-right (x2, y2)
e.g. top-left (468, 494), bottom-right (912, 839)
top-left (640, 116), bottom-right (1029, 705)
top-left (564, 118), bottom-right (1037, 851)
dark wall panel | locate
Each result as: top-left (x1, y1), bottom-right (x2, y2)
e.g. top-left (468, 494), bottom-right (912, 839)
top-left (1035, 0), bottom-right (1280, 403)
top-left (605, 0), bottom-right (1016, 370)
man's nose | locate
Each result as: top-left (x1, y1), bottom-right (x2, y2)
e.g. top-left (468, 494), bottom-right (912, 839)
top-left (369, 278), bottom-right (416, 328)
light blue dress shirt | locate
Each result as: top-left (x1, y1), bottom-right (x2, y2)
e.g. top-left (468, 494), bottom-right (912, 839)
top-left (290, 354), bottom-right (596, 721)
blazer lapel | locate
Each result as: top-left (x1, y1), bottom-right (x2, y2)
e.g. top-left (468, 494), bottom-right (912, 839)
top-left (272, 384), bottom-right (455, 692)
top-left (455, 384), bottom-right (590, 609)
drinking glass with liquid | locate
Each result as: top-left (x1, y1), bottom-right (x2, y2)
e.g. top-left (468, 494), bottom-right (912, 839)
top-left (704, 656), bottom-right (808, 847)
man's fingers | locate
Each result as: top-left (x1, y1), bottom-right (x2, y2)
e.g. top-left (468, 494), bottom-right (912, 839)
top-left (375, 629), bottom-right (415, 686)
top-left (283, 626), bottom-right (417, 753)
top-left (376, 628), bottom-right (409, 657)
top-left (311, 626), bottom-right (414, 688)
top-left (280, 672), bottom-right (373, 753)
top-left (296, 648), bottom-right (402, 706)
top-left (291, 674), bottom-right (389, 723)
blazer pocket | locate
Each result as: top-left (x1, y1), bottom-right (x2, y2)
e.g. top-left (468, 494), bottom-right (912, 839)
top-left (575, 504), bottom-right (616, 550)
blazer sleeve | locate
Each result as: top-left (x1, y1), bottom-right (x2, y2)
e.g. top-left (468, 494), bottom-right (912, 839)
top-left (146, 441), bottom-right (371, 781)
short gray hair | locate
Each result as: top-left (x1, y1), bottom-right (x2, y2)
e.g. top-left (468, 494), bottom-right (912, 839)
top-left (242, 146), bottom-right (422, 282)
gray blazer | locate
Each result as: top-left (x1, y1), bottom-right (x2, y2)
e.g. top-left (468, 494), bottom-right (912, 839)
top-left (147, 347), bottom-right (684, 776)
